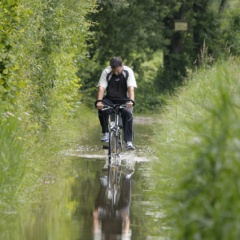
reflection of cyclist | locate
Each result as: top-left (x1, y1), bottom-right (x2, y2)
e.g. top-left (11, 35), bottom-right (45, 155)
top-left (96, 57), bottom-right (137, 150)
top-left (93, 174), bottom-right (133, 240)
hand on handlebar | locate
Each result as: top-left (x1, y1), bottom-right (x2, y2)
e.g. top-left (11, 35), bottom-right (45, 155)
top-left (96, 101), bottom-right (104, 110)
top-left (126, 101), bottom-right (133, 108)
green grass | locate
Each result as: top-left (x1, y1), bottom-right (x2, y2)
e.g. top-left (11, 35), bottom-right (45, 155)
top-left (151, 57), bottom-right (240, 239)
top-left (0, 109), bottom-right (26, 236)
top-left (0, 111), bottom-right (25, 204)
top-left (18, 103), bottom-right (98, 202)
top-left (0, 103), bottom-right (98, 239)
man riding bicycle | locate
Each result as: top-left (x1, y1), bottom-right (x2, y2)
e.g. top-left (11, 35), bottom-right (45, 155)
top-left (96, 57), bottom-right (137, 150)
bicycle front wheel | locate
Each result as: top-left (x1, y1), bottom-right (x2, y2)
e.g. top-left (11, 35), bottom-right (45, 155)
top-left (109, 131), bottom-right (121, 164)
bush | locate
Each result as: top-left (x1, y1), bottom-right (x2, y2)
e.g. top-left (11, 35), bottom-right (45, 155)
top-left (151, 57), bottom-right (240, 239)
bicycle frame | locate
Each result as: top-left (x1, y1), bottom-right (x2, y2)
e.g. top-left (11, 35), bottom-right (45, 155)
top-left (108, 104), bottom-right (124, 166)
top-left (95, 99), bottom-right (134, 167)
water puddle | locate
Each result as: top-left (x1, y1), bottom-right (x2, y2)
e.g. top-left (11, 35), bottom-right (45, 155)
top-left (57, 118), bottom-right (169, 239)
top-left (1, 116), bottom-right (169, 240)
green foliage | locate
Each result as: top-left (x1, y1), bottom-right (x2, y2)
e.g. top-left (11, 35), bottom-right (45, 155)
top-left (159, 0), bottom-right (240, 90)
top-left (88, 0), bottom-right (164, 65)
top-left (151, 57), bottom-right (240, 239)
top-left (1, 0), bottom-right (97, 128)
top-left (17, 0), bottom-right (96, 129)
top-left (0, 104), bottom-right (99, 239)
top-left (136, 51), bottom-right (167, 112)
top-left (0, 108), bottom-right (25, 213)
top-left (217, 8), bottom-right (240, 56)
top-left (79, 0), bottom-right (166, 108)
top-left (82, 0), bottom-right (240, 112)
top-left (0, 0), bottom-right (21, 104)
top-left (0, 0), bottom-right (97, 233)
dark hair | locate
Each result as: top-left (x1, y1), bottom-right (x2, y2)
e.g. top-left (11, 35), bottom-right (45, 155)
top-left (110, 57), bottom-right (122, 68)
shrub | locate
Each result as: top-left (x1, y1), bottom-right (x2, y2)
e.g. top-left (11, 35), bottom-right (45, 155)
top-left (152, 57), bottom-right (240, 239)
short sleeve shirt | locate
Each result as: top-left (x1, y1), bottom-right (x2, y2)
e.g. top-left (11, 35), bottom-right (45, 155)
top-left (97, 66), bottom-right (137, 89)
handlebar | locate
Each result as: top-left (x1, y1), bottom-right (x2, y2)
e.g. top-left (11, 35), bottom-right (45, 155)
top-left (102, 104), bottom-right (125, 111)
top-left (95, 99), bottom-right (135, 108)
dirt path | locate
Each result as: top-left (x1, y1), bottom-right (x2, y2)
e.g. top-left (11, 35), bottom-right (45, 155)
top-left (134, 115), bottom-right (162, 124)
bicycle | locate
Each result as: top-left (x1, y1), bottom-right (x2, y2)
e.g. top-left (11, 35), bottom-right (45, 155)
top-left (95, 99), bottom-right (135, 167)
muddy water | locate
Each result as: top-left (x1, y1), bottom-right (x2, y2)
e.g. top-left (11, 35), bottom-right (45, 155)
top-left (2, 117), bottom-right (169, 240)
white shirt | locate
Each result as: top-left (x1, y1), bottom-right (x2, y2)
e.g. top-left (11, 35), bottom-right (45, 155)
top-left (97, 66), bottom-right (137, 89)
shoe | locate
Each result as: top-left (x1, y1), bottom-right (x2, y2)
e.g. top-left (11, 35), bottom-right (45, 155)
top-left (101, 132), bottom-right (109, 142)
top-left (126, 141), bottom-right (135, 150)
top-left (125, 171), bottom-right (134, 179)
top-left (124, 167), bottom-right (135, 179)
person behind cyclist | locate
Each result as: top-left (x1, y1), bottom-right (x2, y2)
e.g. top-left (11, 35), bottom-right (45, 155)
top-left (96, 57), bottom-right (137, 150)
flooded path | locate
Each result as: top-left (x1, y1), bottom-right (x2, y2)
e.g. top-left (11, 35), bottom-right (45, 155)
top-left (2, 116), bottom-right (169, 240)
top-left (57, 116), bottom-right (168, 239)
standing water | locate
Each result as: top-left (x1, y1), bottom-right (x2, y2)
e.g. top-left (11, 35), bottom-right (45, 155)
top-left (1, 116), bottom-right (169, 240)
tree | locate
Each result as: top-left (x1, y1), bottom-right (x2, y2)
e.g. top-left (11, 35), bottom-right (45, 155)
top-left (81, 0), bottom-right (240, 109)
top-left (79, 0), bottom-right (166, 105)
top-left (0, 0), bottom-right (96, 127)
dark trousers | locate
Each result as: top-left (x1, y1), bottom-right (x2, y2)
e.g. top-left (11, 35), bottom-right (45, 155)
top-left (98, 98), bottom-right (134, 142)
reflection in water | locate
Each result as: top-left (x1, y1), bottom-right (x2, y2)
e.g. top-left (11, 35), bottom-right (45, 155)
top-left (0, 118), bottom-right (168, 239)
top-left (93, 161), bottom-right (135, 240)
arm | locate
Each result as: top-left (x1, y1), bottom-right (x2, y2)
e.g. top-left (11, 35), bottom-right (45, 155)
top-left (126, 86), bottom-right (135, 108)
top-left (125, 66), bottom-right (136, 108)
top-left (96, 68), bottom-right (108, 110)
top-left (96, 86), bottom-right (105, 110)
top-left (98, 86), bottom-right (105, 101)
top-left (128, 86), bottom-right (134, 101)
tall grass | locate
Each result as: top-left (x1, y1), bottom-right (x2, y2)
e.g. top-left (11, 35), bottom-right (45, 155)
top-left (0, 109), bottom-right (25, 230)
top-left (0, 103), bottom-right (98, 239)
top-left (16, 104), bottom-right (98, 240)
top-left (151, 57), bottom-right (240, 239)
top-left (18, 104), bottom-right (98, 203)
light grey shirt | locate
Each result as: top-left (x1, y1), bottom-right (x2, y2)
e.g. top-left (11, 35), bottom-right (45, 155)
top-left (97, 66), bottom-right (137, 89)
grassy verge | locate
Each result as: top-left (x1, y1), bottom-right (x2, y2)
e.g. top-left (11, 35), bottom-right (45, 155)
top-left (0, 111), bottom-right (25, 219)
top-left (19, 104), bottom-right (97, 204)
top-left (151, 57), bottom-right (240, 239)
top-left (0, 103), bottom-right (98, 239)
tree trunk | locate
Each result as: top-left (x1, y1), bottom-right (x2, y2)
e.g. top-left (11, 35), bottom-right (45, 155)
top-left (219, 0), bottom-right (227, 13)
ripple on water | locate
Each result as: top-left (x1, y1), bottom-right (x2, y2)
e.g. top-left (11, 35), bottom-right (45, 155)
top-left (62, 144), bottom-right (154, 163)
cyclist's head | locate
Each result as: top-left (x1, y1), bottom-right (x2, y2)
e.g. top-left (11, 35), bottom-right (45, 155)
top-left (110, 57), bottom-right (122, 68)
top-left (110, 57), bottom-right (123, 75)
